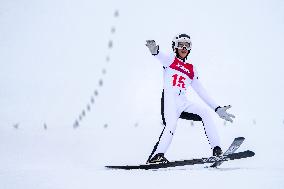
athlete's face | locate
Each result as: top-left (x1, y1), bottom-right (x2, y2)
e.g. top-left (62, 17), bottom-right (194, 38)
top-left (177, 48), bottom-right (189, 59)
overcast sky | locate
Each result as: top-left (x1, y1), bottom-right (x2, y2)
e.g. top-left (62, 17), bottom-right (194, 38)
top-left (0, 0), bottom-right (283, 128)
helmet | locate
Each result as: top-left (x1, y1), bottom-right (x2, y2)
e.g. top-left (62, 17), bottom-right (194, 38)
top-left (172, 33), bottom-right (192, 52)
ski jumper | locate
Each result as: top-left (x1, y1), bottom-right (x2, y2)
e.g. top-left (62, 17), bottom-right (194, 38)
top-left (148, 52), bottom-right (221, 161)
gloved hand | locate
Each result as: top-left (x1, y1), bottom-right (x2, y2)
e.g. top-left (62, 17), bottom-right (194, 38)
top-left (145, 40), bottom-right (159, 55)
top-left (215, 105), bottom-right (235, 123)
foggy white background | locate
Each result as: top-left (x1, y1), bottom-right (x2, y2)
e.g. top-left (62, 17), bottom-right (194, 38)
top-left (0, 0), bottom-right (284, 188)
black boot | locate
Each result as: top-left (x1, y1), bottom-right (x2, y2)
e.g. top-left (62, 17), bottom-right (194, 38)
top-left (147, 153), bottom-right (169, 164)
top-left (213, 146), bottom-right (223, 156)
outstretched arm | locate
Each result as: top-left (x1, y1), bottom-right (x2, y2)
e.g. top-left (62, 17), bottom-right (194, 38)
top-left (145, 40), bottom-right (173, 67)
top-left (191, 76), bottom-right (219, 110)
top-left (191, 74), bottom-right (235, 122)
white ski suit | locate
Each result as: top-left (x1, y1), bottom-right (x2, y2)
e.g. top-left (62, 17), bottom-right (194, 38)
top-left (149, 52), bottom-right (221, 159)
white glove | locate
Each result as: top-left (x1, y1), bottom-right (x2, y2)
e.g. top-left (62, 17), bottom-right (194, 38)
top-left (145, 40), bottom-right (159, 55)
top-left (215, 105), bottom-right (235, 123)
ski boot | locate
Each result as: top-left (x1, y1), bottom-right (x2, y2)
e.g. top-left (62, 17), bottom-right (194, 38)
top-left (147, 153), bottom-right (169, 164)
top-left (213, 146), bottom-right (223, 156)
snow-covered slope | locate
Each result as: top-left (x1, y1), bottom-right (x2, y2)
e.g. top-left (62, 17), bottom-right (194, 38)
top-left (0, 0), bottom-right (284, 188)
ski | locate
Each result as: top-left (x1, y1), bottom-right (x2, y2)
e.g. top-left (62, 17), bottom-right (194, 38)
top-left (210, 137), bottom-right (245, 168)
top-left (106, 150), bottom-right (255, 170)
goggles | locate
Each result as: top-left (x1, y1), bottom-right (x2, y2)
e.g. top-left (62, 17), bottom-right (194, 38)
top-left (177, 42), bottom-right (191, 50)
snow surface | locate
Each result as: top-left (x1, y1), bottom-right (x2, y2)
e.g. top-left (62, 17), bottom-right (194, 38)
top-left (1, 0), bottom-right (284, 188)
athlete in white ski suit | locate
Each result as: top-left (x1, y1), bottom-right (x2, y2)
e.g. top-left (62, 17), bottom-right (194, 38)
top-left (145, 34), bottom-right (235, 162)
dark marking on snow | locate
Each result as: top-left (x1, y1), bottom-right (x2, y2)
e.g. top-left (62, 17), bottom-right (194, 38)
top-left (44, 123), bottom-right (47, 130)
top-left (99, 79), bottom-right (103, 86)
top-left (253, 119), bottom-right (256, 125)
top-left (106, 56), bottom-right (110, 62)
top-left (87, 104), bottom-right (91, 111)
top-left (114, 10), bottom-right (119, 17)
top-left (102, 69), bottom-right (106, 74)
top-left (111, 27), bottom-right (116, 34)
top-left (90, 97), bottom-right (95, 104)
top-left (82, 110), bottom-right (86, 117)
top-left (13, 123), bottom-right (19, 129)
top-left (108, 40), bottom-right (113, 49)
top-left (73, 120), bottom-right (79, 129)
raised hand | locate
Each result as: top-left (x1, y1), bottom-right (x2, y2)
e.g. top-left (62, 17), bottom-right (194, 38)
top-left (145, 40), bottom-right (159, 55)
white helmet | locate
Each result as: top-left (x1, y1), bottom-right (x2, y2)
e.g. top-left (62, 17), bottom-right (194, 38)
top-left (172, 33), bottom-right (192, 52)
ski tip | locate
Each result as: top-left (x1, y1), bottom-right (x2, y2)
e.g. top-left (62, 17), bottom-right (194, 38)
top-left (235, 137), bottom-right (245, 141)
top-left (245, 150), bottom-right (255, 157)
